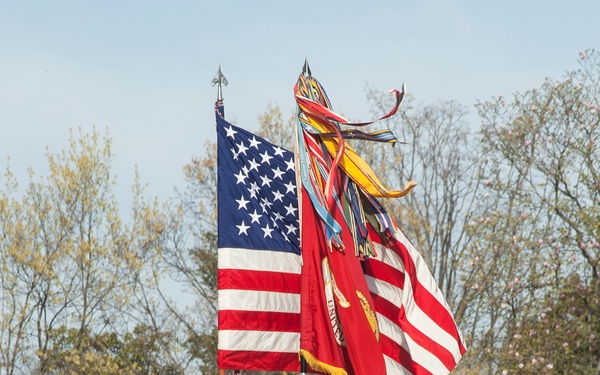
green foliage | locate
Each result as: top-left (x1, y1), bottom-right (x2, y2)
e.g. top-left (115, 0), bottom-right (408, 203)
top-left (0, 128), bottom-right (184, 375)
top-left (42, 325), bottom-right (183, 375)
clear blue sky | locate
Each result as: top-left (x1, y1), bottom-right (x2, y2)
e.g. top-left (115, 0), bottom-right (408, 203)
top-left (1, 1), bottom-right (599, 203)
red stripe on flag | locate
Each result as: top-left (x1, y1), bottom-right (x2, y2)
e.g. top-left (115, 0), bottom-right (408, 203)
top-left (218, 310), bottom-right (300, 332)
top-left (218, 350), bottom-right (300, 372)
top-left (371, 293), bottom-right (401, 323)
top-left (363, 256), bottom-right (405, 290)
top-left (379, 334), bottom-right (429, 375)
top-left (218, 269), bottom-right (301, 294)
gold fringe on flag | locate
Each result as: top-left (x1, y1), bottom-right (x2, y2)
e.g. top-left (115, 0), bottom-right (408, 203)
top-left (299, 350), bottom-right (349, 375)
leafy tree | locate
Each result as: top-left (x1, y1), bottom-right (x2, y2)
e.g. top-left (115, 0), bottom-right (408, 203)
top-left (0, 128), bottom-right (182, 375)
top-left (461, 49), bottom-right (600, 373)
top-left (167, 140), bottom-right (219, 375)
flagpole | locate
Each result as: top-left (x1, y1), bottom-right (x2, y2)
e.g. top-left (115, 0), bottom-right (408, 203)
top-left (214, 63), bottom-right (231, 375)
top-left (300, 355), bottom-right (307, 375)
top-left (298, 59), bottom-right (310, 375)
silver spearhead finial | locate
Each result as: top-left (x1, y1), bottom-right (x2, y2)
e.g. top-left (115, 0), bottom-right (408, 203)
top-left (211, 64), bottom-right (229, 101)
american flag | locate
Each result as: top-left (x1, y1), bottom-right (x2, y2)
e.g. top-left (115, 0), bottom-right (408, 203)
top-left (216, 111), bottom-right (302, 372)
top-left (216, 109), bottom-right (466, 374)
top-left (364, 226), bottom-right (467, 374)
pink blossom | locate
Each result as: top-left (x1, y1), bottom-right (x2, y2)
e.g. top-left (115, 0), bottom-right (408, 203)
top-left (562, 342), bottom-right (569, 348)
top-left (518, 363), bottom-right (524, 369)
top-left (547, 364), bottom-right (553, 369)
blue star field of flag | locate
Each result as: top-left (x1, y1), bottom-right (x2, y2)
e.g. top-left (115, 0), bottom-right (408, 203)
top-left (217, 114), bottom-right (300, 254)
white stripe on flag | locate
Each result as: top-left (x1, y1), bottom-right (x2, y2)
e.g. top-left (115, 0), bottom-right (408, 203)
top-left (218, 330), bottom-right (300, 352)
top-left (392, 229), bottom-right (453, 310)
top-left (403, 330), bottom-right (451, 375)
top-left (377, 313), bottom-right (408, 351)
top-left (219, 247), bottom-right (302, 273)
top-left (383, 355), bottom-right (413, 375)
top-left (366, 274), bottom-right (403, 307)
top-left (218, 289), bottom-right (301, 313)
top-left (372, 241), bottom-right (406, 272)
